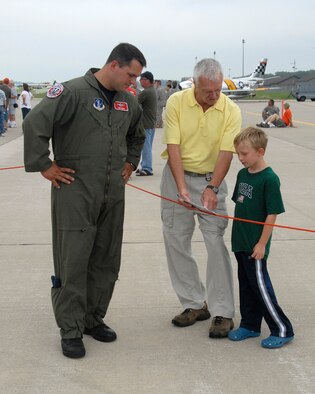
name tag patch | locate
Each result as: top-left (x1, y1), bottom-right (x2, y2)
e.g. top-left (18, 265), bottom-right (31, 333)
top-left (114, 101), bottom-right (128, 111)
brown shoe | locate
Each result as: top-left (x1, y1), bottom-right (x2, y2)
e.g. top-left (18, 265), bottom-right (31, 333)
top-left (172, 304), bottom-right (210, 327)
top-left (209, 316), bottom-right (234, 338)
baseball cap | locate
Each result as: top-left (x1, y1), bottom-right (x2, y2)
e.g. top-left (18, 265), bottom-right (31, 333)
top-left (140, 71), bottom-right (154, 82)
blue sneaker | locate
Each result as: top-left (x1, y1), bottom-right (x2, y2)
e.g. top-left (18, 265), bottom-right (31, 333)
top-left (261, 335), bottom-right (294, 349)
top-left (228, 327), bottom-right (260, 341)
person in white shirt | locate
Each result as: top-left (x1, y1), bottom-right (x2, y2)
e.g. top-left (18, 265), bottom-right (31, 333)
top-left (21, 83), bottom-right (32, 119)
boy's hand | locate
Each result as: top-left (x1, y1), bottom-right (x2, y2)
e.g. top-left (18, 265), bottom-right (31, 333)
top-left (251, 243), bottom-right (266, 261)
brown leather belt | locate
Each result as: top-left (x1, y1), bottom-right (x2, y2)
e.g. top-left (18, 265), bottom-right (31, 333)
top-left (184, 171), bottom-right (212, 180)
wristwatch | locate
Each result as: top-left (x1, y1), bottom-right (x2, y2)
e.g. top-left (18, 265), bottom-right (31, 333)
top-left (206, 184), bottom-right (219, 194)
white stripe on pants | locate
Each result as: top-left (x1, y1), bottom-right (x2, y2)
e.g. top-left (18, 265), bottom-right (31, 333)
top-left (160, 164), bottom-right (235, 318)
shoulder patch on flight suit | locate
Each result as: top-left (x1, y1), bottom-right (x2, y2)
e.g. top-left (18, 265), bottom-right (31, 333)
top-left (114, 101), bottom-right (129, 111)
top-left (47, 83), bottom-right (64, 98)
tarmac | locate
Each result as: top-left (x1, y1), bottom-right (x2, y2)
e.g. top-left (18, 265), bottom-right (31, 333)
top-left (0, 99), bottom-right (315, 394)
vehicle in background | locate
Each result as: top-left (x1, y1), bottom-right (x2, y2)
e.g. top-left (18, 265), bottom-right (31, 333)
top-left (293, 81), bottom-right (315, 102)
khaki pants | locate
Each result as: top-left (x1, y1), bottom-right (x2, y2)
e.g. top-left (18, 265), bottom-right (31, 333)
top-left (160, 164), bottom-right (235, 318)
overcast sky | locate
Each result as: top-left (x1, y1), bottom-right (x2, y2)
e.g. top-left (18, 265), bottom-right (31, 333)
top-left (2, 0), bottom-right (314, 83)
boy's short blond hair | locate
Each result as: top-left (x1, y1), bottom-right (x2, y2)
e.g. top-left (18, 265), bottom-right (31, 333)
top-left (234, 127), bottom-right (268, 150)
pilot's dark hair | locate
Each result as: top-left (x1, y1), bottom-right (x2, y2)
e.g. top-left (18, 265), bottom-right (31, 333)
top-left (269, 99), bottom-right (275, 105)
top-left (106, 43), bottom-right (146, 68)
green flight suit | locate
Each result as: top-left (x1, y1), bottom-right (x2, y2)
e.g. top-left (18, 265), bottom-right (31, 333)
top-left (23, 69), bottom-right (145, 339)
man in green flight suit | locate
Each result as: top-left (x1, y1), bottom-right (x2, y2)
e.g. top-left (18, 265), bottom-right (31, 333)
top-left (23, 43), bottom-right (146, 359)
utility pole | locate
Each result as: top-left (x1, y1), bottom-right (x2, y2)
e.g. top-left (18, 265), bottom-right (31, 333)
top-left (242, 39), bottom-right (245, 76)
top-left (213, 51), bottom-right (216, 60)
top-left (291, 60), bottom-right (297, 72)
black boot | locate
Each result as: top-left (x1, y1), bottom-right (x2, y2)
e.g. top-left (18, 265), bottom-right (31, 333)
top-left (84, 324), bottom-right (117, 342)
top-left (61, 338), bottom-right (86, 358)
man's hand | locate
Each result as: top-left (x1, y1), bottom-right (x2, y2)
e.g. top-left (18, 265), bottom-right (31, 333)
top-left (201, 187), bottom-right (218, 210)
top-left (41, 161), bottom-right (75, 189)
top-left (177, 189), bottom-right (195, 209)
top-left (122, 162), bottom-right (134, 184)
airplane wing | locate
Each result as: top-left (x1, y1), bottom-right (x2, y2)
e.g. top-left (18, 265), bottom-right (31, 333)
top-left (222, 89), bottom-right (256, 99)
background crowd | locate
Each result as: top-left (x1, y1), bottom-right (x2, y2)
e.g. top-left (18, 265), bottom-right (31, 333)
top-left (0, 77), bottom-right (32, 136)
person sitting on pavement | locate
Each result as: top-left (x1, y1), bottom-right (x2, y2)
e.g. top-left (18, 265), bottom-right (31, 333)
top-left (281, 103), bottom-right (294, 127)
top-left (261, 99), bottom-right (279, 121)
top-left (257, 103), bottom-right (295, 128)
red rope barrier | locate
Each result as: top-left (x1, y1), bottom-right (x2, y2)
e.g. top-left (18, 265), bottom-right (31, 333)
top-left (0, 165), bottom-right (25, 171)
top-left (0, 165), bottom-right (314, 234)
top-left (127, 182), bottom-right (315, 234)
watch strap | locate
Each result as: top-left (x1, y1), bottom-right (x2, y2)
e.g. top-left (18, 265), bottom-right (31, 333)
top-left (206, 184), bottom-right (219, 194)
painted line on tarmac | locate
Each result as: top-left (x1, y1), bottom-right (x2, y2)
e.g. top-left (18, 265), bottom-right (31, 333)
top-left (244, 111), bottom-right (315, 127)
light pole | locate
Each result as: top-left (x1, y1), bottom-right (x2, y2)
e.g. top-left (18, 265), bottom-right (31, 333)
top-left (213, 51), bottom-right (216, 60)
top-left (242, 39), bottom-right (245, 76)
top-left (228, 68), bottom-right (231, 78)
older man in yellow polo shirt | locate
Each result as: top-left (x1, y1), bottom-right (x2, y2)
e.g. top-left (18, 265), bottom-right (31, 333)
top-left (161, 58), bottom-right (242, 338)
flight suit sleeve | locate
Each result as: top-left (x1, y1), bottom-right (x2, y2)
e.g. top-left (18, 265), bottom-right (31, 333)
top-left (125, 103), bottom-right (145, 167)
top-left (23, 88), bottom-right (77, 172)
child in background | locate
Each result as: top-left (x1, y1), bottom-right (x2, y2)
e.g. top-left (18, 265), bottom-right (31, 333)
top-left (282, 102), bottom-right (294, 127)
top-left (229, 127), bottom-right (294, 348)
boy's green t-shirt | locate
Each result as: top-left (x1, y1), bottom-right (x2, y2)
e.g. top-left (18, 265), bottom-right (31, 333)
top-left (231, 167), bottom-right (285, 259)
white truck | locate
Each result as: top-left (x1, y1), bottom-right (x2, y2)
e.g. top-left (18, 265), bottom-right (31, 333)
top-left (293, 81), bottom-right (315, 102)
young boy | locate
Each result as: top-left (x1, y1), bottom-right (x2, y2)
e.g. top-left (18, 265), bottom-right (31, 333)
top-left (228, 127), bottom-right (294, 349)
top-left (282, 103), bottom-right (294, 127)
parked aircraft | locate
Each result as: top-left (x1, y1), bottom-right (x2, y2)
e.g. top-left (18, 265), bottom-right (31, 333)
top-left (179, 58), bottom-right (268, 99)
top-left (222, 58), bottom-right (268, 98)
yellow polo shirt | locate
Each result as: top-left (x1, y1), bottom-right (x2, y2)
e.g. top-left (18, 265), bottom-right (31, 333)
top-left (161, 88), bottom-right (242, 173)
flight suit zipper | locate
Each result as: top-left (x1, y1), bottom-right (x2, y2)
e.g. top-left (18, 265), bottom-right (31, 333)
top-left (105, 108), bottom-right (113, 200)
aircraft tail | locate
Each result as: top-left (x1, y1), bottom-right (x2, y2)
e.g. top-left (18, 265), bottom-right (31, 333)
top-left (250, 58), bottom-right (268, 78)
